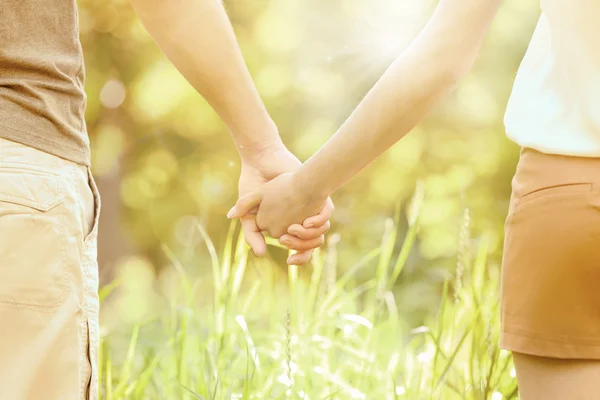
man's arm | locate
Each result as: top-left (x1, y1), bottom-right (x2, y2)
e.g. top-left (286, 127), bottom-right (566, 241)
top-left (130, 0), bottom-right (332, 263)
top-left (129, 0), bottom-right (279, 158)
top-left (229, 0), bottom-right (503, 237)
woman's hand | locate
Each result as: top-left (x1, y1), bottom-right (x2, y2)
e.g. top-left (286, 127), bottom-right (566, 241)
top-left (237, 142), bottom-right (333, 264)
top-left (228, 171), bottom-right (332, 256)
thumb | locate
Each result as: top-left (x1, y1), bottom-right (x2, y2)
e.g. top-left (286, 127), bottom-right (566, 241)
top-left (227, 192), bottom-right (263, 219)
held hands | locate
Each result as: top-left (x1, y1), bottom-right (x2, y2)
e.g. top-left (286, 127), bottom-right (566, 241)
top-left (235, 142), bottom-right (333, 265)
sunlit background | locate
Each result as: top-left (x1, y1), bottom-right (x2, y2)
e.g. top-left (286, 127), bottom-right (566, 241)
top-left (82, 0), bottom-right (541, 396)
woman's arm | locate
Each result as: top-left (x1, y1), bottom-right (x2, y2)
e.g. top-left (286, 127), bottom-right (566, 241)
top-left (297, 0), bottom-right (503, 197)
top-left (229, 0), bottom-right (503, 238)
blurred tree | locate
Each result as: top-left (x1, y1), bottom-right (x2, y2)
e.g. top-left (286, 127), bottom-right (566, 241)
top-left (81, 0), bottom-right (539, 319)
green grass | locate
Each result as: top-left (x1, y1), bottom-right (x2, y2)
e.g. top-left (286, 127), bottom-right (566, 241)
top-left (97, 203), bottom-right (517, 399)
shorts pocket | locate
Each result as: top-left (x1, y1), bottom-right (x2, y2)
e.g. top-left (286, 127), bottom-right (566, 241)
top-left (84, 168), bottom-right (101, 244)
top-left (0, 167), bottom-right (67, 309)
top-left (516, 182), bottom-right (592, 206)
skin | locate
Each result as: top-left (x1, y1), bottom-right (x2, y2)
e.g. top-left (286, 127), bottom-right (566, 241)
top-left (236, 145), bottom-right (333, 264)
top-left (513, 353), bottom-right (600, 400)
top-left (128, 0), bottom-right (333, 264)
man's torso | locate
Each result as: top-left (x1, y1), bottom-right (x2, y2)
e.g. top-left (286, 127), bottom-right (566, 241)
top-left (0, 0), bottom-right (90, 165)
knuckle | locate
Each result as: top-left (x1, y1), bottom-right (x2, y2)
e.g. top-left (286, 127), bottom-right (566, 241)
top-left (288, 224), bottom-right (300, 233)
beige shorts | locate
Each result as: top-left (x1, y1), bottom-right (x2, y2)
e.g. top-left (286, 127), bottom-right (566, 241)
top-left (501, 148), bottom-right (600, 359)
top-left (0, 138), bottom-right (100, 399)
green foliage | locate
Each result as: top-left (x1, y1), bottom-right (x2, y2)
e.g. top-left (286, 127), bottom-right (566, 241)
top-left (98, 210), bottom-right (516, 399)
top-left (80, 0), bottom-right (539, 292)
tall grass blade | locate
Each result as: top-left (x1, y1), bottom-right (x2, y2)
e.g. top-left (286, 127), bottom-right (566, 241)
top-left (180, 383), bottom-right (206, 400)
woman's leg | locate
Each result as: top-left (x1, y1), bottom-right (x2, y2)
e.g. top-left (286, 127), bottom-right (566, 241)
top-left (514, 352), bottom-right (600, 400)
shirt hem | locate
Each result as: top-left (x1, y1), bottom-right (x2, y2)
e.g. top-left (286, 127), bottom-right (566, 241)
top-left (500, 330), bottom-right (600, 360)
top-left (0, 118), bottom-right (91, 167)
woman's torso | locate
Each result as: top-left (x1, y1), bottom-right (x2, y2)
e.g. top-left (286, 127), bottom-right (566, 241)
top-left (504, 0), bottom-right (600, 157)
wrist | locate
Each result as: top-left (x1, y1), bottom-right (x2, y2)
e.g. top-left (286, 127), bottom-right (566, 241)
top-left (235, 120), bottom-right (284, 164)
top-left (292, 166), bottom-right (330, 207)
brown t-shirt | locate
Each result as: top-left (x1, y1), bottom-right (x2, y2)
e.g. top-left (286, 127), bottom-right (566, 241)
top-left (0, 0), bottom-right (89, 166)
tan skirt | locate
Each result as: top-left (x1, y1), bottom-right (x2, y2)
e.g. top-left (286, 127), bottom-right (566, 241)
top-left (501, 148), bottom-right (600, 359)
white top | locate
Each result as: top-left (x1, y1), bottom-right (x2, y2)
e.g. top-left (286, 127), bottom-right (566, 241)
top-left (504, 1), bottom-right (600, 157)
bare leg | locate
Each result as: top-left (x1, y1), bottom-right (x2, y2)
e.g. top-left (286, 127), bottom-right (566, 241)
top-left (513, 352), bottom-right (600, 400)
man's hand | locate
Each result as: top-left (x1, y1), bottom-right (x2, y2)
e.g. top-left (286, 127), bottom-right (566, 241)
top-left (237, 142), bottom-right (333, 265)
top-left (229, 171), bottom-right (332, 261)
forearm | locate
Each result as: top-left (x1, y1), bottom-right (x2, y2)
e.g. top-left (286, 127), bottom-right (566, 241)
top-left (130, 0), bottom-right (281, 158)
top-left (296, 0), bottom-right (502, 197)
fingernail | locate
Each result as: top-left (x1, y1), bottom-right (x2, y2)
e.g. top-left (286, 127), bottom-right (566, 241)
top-left (305, 223), bottom-right (315, 229)
top-left (289, 230), bottom-right (299, 236)
top-left (279, 236), bottom-right (291, 246)
top-left (227, 206), bottom-right (236, 218)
